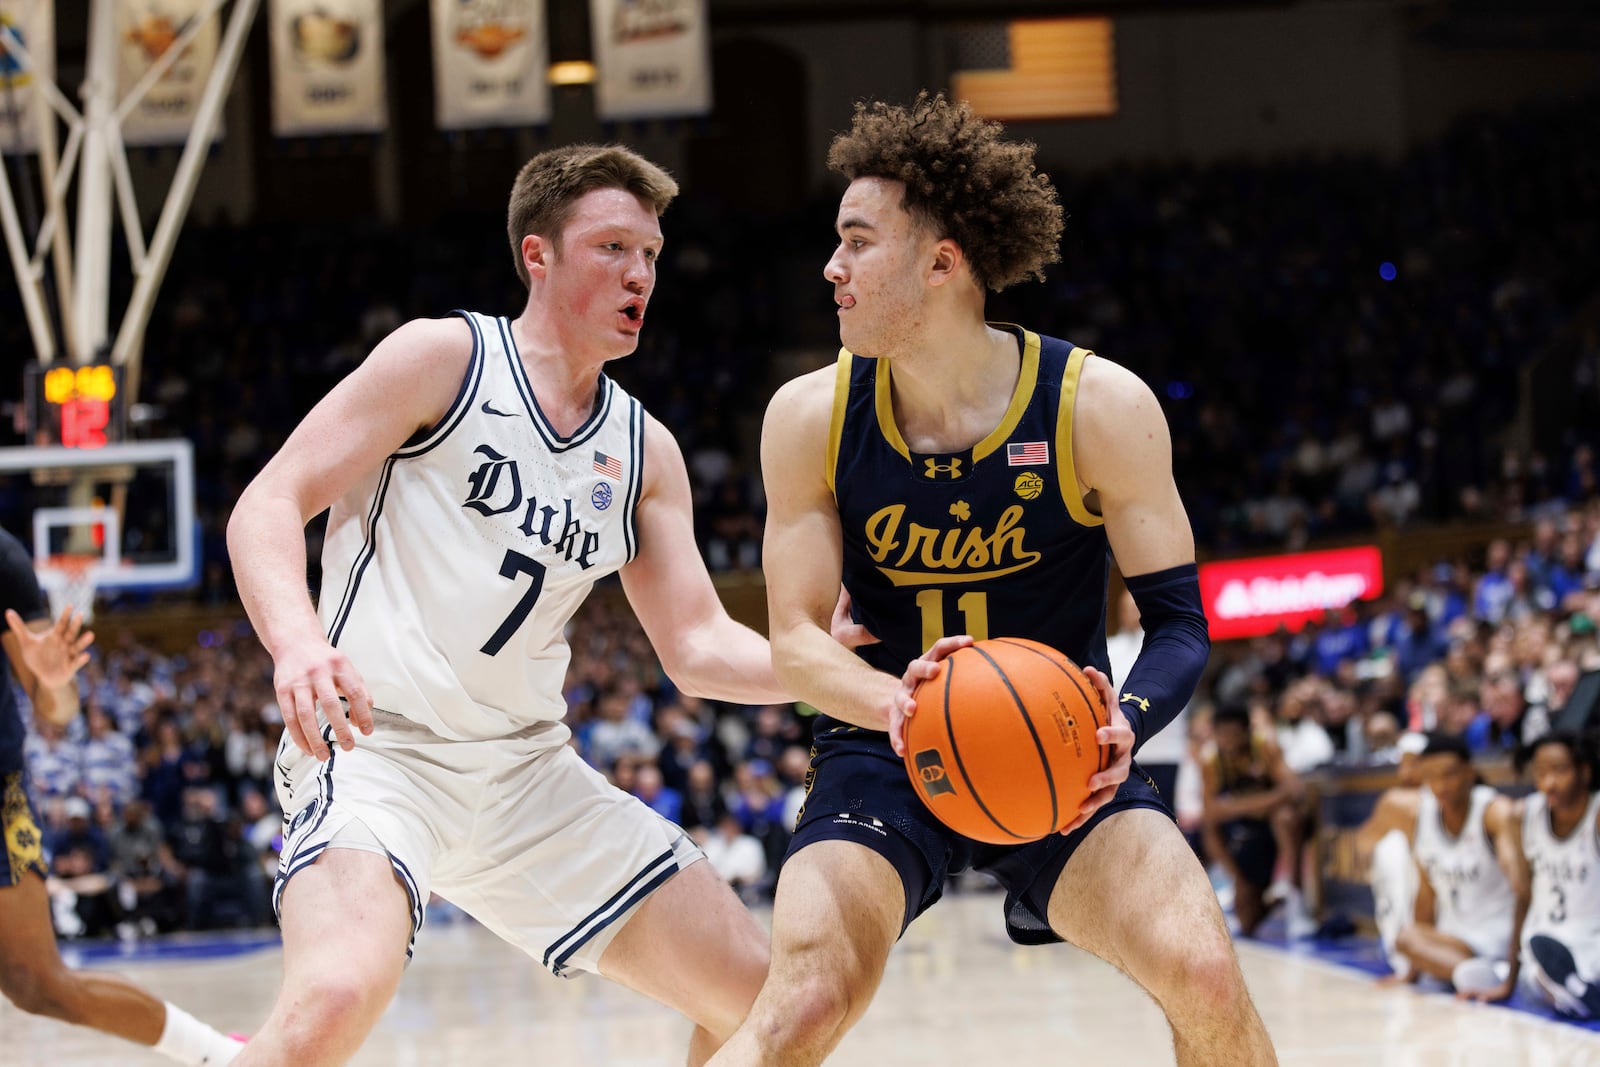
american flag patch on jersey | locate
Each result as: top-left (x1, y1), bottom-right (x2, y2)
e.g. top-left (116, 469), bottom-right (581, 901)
top-left (1007, 442), bottom-right (1049, 466)
top-left (593, 451), bottom-right (623, 479)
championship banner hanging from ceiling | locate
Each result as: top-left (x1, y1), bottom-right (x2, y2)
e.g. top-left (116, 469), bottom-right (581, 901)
top-left (117, 0), bottom-right (221, 147)
top-left (0, 0), bottom-right (54, 154)
top-left (588, 0), bottom-right (710, 121)
top-left (269, 0), bottom-right (387, 136)
top-left (431, 0), bottom-right (549, 130)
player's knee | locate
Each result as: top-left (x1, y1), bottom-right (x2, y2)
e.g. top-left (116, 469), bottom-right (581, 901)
top-left (1147, 928), bottom-right (1247, 1014)
top-left (752, 973), bottom-right (856, 1054)
top-left (276, 975), bottom-right (383, 1047)
top-left (1, 961), bottom-right (78, 1023)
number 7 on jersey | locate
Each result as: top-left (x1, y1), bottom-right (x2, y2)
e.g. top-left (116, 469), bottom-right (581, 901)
top-left (481, 549), bottom-right (546, 655)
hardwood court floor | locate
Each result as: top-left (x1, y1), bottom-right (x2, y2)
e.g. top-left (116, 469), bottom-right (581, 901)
top-left (10, 889), bottom-right (1600, 1066)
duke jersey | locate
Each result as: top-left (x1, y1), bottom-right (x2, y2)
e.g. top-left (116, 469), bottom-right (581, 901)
top-left (1414, 785), bottom-right (1514, 947)
top-left (1522, 791), bottom-right (1600, 975)
top-left (829, 326), bottom-right (1111, 682)
top-left (318, 311), bottom-right (645, 742)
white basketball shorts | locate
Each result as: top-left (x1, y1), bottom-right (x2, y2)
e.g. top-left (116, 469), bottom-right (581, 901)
top-left (273, 710), bottom-right (702, 976)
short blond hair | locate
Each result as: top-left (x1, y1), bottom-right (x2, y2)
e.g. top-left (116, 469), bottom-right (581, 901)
top-left (506, 144), bottom-right (679, 288)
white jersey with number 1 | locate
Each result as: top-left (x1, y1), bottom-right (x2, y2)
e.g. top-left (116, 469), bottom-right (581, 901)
top-left (317, 310), bottom-right (645, 742)
top-left (1523, 791), bottom-right (1600, 981)
top-left (1414, 784), bottom-right (1514, 959)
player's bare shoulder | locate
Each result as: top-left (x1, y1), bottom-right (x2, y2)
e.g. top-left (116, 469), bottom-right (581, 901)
top-left (366, 315), bottom-right (474, 374)
top-left (1075, 353), bottom-right (1168, 440)
top-left (760, 365), bottom-right (838, 497)
top-left (355, 315), bottom-right (478, 432)
top-left (1072, 352), bottom-right (1173, 492)
top-left (762, 366), bottom-right (836, 451)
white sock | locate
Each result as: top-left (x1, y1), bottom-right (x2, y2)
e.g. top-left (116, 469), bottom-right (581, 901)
top-left (153, 1002), bottom-right (245, 1065)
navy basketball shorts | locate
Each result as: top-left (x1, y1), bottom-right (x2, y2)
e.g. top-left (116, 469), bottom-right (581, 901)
top-left (788, 718), bottom-right (1172, 945)
top-left (2, 768), bottom-right (48, 888)
top-left (1220, 817), bottom-right (1278, 890)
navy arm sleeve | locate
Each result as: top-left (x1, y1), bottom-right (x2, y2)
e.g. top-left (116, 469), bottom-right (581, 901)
top-left (0, 529), bottom-right (50, 620)
top-left (1115, 562), bottom-right (1209, 755)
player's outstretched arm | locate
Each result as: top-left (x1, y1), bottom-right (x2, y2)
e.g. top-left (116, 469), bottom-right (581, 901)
top-left (229, 316), bottom-right (469, 760)
top-left (758, 369), bottom-right (901, 731)
top-left (2, 607), bottom-right (93, 726)
top-left (620, 413), bottom-right (793, 705)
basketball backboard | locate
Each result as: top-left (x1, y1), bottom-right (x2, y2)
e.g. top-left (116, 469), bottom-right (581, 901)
top-left (0, 438), bottom-right (197, 617)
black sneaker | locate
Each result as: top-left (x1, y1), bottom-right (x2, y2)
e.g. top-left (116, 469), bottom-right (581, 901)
top-left (1529, 934), bottom-right (1600, 1019)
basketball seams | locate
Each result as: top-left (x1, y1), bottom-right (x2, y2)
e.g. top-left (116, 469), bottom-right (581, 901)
top-left (970, 645), bottom-right (1059, 838)
top-left (939, 653), bottom-right (1033, 842)
top-left (989, 638), bottom-right (1111, 775)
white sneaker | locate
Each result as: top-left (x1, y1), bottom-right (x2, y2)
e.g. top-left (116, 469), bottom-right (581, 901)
top-left (1451, 957), bottom-right (1509, 995)
top-left (1287, 909), bottom-right (1318, 940)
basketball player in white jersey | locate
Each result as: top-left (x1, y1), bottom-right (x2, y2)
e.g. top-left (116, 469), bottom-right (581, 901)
top-left (1463, 732), bottom-right (1600, 1014)
top-left (228, 145), bottom-right (808, 1066)
top-left (1392, 734), bottom-right (1520, 993)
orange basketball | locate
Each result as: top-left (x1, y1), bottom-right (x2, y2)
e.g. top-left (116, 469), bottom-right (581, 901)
top-left (902, 638), bottom-right (1109, 844)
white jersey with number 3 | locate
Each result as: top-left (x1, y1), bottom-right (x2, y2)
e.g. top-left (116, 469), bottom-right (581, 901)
top-left (1523, 791), bottom-right (1600, 979)
top-left (1414, 784), bottom-right (1514, 957)
top-left (317, 311), bottom-right (644, 742)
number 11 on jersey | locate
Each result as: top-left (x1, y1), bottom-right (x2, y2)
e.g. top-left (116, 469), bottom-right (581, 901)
top-left (916, 589), bottom-right (989, 651)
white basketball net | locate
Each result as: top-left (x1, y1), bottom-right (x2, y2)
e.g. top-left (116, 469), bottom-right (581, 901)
top-left (40, 556), bottom-right (99, 623)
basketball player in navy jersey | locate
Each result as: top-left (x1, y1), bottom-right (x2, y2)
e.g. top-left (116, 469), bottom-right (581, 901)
top-left (1200, 704), bottom-right (1305, 936)
top-left (0, 530), bottom-right (244, 1064)
top-left (708, 94), bottom-right (1275, 1066)
top-left (228, 145), bottom-right (836, 1066)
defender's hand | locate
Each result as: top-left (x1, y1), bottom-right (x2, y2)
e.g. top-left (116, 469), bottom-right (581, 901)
top-left (889, 635), bottom-right (974, 757)
top-left (830, 587), bottom-right (880, 651)
top-left (273, 637), bottom-right (374, 761)
top-left (1059, 666), bottom-right (1133, 834)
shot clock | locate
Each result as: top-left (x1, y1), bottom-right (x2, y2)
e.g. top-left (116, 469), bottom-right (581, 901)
top-left (24, 362), bottom-right (127, 449)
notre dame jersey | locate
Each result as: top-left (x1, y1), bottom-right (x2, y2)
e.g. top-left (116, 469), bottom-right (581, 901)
top-left (829, 326), bottom-right (1111, 680)
top-left (0, 529), bottom-right (49, 773)
top-left (318, 311), bottom-right (644, 743)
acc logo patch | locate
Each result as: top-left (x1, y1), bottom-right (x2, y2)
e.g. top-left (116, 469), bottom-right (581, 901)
top-left (591, 482), bottom-right (614, 511)
top-left (1014, 471), bottom-right (1044, 500)
top-left (913, 749), bottom-right (957, 798)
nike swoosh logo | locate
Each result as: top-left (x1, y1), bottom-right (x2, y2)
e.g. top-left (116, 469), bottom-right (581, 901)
top-left (481, 400), bottom-right (518, 418)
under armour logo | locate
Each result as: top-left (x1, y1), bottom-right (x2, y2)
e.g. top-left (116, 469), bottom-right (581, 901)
top-left (1121, 692), bottom-right (1151, 713)
top-left (923, 457), bottom-right (963, 479)
top-left (481, 400), bottom-right (518, 418)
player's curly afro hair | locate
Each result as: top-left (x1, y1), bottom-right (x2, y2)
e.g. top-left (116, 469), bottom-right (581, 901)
top-left (827, 92), bottom-right (1064, 292)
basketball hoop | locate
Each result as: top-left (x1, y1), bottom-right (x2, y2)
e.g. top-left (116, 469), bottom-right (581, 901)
top-left (39, 553), bottom-right (101, 623)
